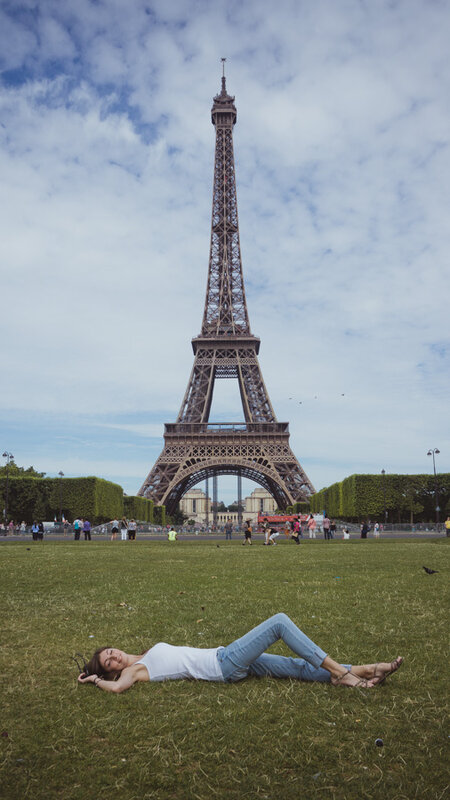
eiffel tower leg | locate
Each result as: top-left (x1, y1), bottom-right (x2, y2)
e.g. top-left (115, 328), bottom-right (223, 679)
top-left (213, 475), bottom-right (218, 530)
top-left (237, 472), bottom-right (242, 528)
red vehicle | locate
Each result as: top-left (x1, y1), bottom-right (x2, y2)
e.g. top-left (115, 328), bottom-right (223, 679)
top-left (257, 513), bottom-right (307, 529)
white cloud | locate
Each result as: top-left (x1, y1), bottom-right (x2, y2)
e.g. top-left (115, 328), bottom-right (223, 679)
top-left (1, 0), bottom-right (449, 502)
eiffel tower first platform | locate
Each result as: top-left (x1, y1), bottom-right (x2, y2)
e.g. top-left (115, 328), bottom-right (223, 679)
top-left (138, 68), bottom-right (315, 514)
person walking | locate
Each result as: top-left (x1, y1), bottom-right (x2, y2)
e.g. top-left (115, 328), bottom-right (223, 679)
top-left (307, 515), bottom-right (316, 539)
top-left (291, 523), bottom-right (301, 545)
top-left (243, 520), bottom-right (252, 545)
top-left (83, 519), bottom-right (91, 541)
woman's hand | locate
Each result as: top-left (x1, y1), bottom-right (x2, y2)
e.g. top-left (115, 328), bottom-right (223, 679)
top-left (77, 672), bottom-right (97, 685)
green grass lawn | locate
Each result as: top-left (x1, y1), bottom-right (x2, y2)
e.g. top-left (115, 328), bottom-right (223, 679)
top-left (1, 537), bottom-right (448, 799)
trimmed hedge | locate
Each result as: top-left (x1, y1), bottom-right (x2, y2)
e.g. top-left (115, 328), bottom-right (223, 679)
top-left (153, 505), bottom-right (166, 526)
top-left (310, 473), bottom-right (450, 523)
top-left (0, 477), bottom-right (51, 523)
top-left (1, 476), bottom-right (123, 525)
top-left (1, 474), bottom-right (169, 527)
top-left (124, 495), bottom-right (154, 523)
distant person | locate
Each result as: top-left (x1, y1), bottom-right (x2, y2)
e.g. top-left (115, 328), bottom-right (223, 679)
top-left (243, 520), bottom-right (252, 545)
top-left (20, 520), bottom-right (26, 532)
top-left (168, 528), bottom-right (178, 541)
top-left (373, 522), bottom-right (380, 539)
top-left (120, 518), bottom-right (128, 541)
top-left (224, 520), bottom-right (233, 540)
top-left (83, 519), bottom-right (91, 541)
top-left (63, 519), bottom-right (70, 536)
top-left (37, 521), bottom-right (44, 541)
top-left (73, 518), bottom-right (81, 540)
top-left (111, 519), bottom-right (119, 541)
top-left (342, 526), bottom-right (350, 540)
top-left (267, 527), bottom-right (280, 545)
top-left (31, 521), bottom-right (39, 541)
top-left (360, 522), bottom-right (369, 539)
top-left (323, 516), bottom-right (331, 539)
top-left (291, 524), bottom-right (301, 545)
top-left (307, 515), bottom-right (316, 539)
top-left (329, 520), bottom-right (336, 539)
top-left (444, 516), bottom-right (450, 537)
top-left (128, 519), bottom-right (137, 541)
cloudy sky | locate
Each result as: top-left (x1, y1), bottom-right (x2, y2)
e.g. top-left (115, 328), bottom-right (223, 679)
top-left (1, 0), bottom-right (449, 505)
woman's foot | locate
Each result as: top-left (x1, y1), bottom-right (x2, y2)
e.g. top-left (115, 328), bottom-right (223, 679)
top-left (370, 657), bottom-right (403, 685)
top-left (331, 669), bottom-right (375, 689)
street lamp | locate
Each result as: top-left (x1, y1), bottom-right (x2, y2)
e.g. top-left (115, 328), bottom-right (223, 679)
top-left (381, 469), bottom-right (387, 529)
top-left (427, 449), bottom-right (440, 528)
top-left (58, 471), bottom-right (64, 523)
top-left (2, 451), bottom-right (14, 525)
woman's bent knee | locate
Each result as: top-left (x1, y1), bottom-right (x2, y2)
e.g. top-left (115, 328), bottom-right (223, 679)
top-left (271, 612), bottom-right (290, 626)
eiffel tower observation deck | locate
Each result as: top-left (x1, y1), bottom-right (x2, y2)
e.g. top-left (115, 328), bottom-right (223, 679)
top-left (138, 66), bottom-right (315, 514)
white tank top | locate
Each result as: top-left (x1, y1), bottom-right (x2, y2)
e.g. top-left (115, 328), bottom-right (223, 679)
top-left (137, 643), bottom-right (224, 682)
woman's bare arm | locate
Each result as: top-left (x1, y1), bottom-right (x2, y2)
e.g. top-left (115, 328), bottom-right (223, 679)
top-left (77, 663), bottom-right (149, 693)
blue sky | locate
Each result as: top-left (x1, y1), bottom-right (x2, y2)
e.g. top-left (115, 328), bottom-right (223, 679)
top-left (1, 0), bottom-right (449, 504)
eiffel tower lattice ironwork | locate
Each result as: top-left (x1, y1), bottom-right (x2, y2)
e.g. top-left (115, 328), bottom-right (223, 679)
top-left (138, 69), bottom-right (315, 514)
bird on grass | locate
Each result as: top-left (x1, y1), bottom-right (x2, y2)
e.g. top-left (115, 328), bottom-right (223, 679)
top-left (422, 566), bottom-right (438, 574)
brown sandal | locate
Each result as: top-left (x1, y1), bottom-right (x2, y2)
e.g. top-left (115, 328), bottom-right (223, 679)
top-left (372, 657), bottom-right (403, 686)
top-left (331, 669), bottom-right (372, 689)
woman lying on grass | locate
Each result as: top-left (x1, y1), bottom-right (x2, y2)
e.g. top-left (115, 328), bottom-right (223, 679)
top-left (77, 613), bottom-right (403, 693)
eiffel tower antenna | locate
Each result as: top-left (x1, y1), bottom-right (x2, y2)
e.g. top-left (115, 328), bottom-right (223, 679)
top-left (138, 70), bottom-right (315, 513)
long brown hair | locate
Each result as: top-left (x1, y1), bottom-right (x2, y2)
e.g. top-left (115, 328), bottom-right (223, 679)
top-left (85, 646), bottom-right (147, 680)
top-left (85, 647), bottom-right (116, 681)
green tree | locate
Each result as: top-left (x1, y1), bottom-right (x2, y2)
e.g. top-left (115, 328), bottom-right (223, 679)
top-left (0, 463), bottom-right (45, 478)
top-left (168, 506), bottom-right (188, 526)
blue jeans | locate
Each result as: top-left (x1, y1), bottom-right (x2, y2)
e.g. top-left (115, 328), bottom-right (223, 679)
top-left (217, 613), bottom-right (349, 683)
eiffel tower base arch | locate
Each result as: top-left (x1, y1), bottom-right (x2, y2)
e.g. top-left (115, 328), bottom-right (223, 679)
top-left (139, 423), bottom-right (314, 515)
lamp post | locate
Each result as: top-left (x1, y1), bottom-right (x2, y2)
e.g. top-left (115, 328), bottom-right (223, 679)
top-left (2, 451), bottom-right (14, 525)
top-left (381, 469), bottom-right (387, 529)
top-left (427, 449), bottom-right (440, 528)
top-left (58, 471), bottom-right (64, 523)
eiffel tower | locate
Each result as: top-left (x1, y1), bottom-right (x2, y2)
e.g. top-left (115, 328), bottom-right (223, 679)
top-left (138, 66), bottom-right (315, 514)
